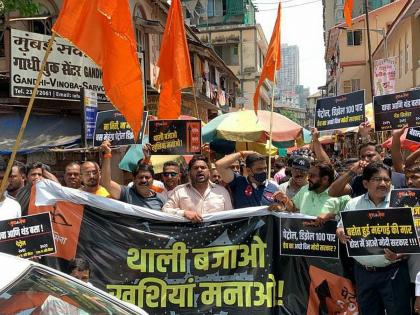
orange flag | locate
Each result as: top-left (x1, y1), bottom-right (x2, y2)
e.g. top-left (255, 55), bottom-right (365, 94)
top-left (52, 0), bottom-right (144, 140)
top-left (253, 3), bottom-right (281, 112)
top-left (157, 0), bottom-right (193, 119)
top-left (344, 0), bottom-right (354, 28)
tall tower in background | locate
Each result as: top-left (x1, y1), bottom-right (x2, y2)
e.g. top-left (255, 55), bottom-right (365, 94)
top-left (278, 44), bottom-right (300, 92)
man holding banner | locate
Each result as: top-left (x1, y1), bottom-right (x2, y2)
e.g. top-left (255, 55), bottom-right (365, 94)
top-left (163, 155), bottom-right (232, 222)
top-left (337, 162), bottom-right (411, 315)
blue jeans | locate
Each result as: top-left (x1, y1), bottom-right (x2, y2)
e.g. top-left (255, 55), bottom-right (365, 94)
top-left (354, 261), bottom-right (411, 315)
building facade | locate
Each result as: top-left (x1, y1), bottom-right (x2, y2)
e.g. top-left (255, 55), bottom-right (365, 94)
top-left (372, 1), bottom-right (420, 92)
top-left (277, 44), bottom-right (299, 93)
top-left (181, 0), bottom-right (271, 110)
top-left (0, 0), bottom-right (239, 181)
top-left (324, 0), bottom-right (408, 101)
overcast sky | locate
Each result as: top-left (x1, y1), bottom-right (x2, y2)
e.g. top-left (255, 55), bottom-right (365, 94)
top-left (255, 0), bottom-right (326, 94)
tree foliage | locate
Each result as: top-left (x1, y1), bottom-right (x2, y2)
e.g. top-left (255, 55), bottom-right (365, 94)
top-left (280, 110), bottom-right (299, 124)
top-left (0, 0), bottom-right (39, 17)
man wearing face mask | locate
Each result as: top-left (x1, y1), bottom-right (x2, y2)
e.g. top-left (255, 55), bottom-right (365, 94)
top-left (216, 151), bottom-right (280, 209)
top-left (100, 141), bottom-right (166, 210)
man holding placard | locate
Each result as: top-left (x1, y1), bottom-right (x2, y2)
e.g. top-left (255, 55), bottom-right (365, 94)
top-left (337, 162), bottom-right (411, 315)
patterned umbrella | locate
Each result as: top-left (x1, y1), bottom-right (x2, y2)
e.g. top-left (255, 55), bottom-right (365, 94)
top-left (202, 110), bottom-right (302, 143)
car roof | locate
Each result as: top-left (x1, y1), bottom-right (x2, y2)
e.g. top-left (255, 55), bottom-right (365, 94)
top-left (0, 252), bottom-right (32, 291)
top-left (0, 253), bottom-right (148, 314)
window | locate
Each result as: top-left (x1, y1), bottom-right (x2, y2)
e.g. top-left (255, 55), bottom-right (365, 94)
top-left (214, 44), bottom-right (239, 66)
top-left (0, 267), bottom-right (134, 314)
top-left (347, 30), bottom-right (362, 46)
top-left (343, 79), bottom-right (360, 93)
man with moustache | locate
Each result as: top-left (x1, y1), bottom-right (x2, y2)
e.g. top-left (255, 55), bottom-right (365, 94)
top-left (100, 141), bottom-right (165, 209)
top-left (273, 162), bottom-right (348, 220)
top-left (2, 161), bottom-right (26, 198)
top-left (63, 162), bottom-right (81, 189)
top-left (163, 155), bottom-right (232, 222)
top-left (336, 162), bottom-right (411, 315)
top-left (278, 157), bottom-right (310, 198)
top-left (160, 161), bottom-right (181, 199)
top-left (80, 161), bottom-right (110, 197)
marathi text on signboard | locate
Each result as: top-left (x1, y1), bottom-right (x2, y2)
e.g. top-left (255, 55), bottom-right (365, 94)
top-left (315, 90), bottom-right (365, 131)
top-left (390, 189), bottom-right (420, 237)
top-left (149, 119), bottom-right (202, 155)
top-left (341, 207), bottom-right (419, 256)
top-left (280, 218), bottom-right (339, 258)
top-left (83, 88), bottom-right (98, 143)
top-left (0, 212), bottom-right (55, 259)
top-left (10, 28), bottom-right (106, 102)
top-left (406, 127), bottom-right (420, 143)
top-left (93, 110), bottom-right (148, 147)
top-left (374, 57), bottom-right (396, 96)
top-left (373, 89), bottom-right (420, 131)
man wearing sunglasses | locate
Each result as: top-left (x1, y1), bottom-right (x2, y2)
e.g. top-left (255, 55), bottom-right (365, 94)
top-left (161, 161), bottom-right (181, 199)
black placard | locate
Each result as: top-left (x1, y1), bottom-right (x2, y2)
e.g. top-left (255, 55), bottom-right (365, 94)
top-left (390, 189), bottom-right (420, 237)
top-left (341, 207), bottom-right (419, 256)
top-left (93, 110), bottom-right (148, 146)
top-left (315, 90), bottom-right (365, 131)
top-left (280, 218), bottom-right (339, 258)
top-left (0, 212), bottom-right (55, 258)
top-left (149, 119), bottom-right (201, 155)
top-left (406, 127), bottom-right (420, 143)
top-left (373, 89), bottom-right (420, 131)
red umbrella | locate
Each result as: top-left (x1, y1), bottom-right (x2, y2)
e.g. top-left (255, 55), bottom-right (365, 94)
top-left (382, 130), bottom-right (420, 152)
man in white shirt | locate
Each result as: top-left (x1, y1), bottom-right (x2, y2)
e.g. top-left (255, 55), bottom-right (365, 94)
top-left (0, 164), bottom-right (22, 220)
top-left (0, 194), bottom-right (21, 220)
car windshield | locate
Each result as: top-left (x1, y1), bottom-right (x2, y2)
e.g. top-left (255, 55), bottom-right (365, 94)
top-left (0, 266), bottom-right (136, 314)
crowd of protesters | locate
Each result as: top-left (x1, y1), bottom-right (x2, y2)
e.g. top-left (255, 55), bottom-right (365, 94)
top-left (0, 122), bottom-right (420, 314)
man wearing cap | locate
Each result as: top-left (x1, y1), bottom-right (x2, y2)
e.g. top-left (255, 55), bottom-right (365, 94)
top-left (278, 157), bottom-right (309, 199)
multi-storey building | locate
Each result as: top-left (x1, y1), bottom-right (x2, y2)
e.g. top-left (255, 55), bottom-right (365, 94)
top-left (181, 0), bottom-right (271, 110)
top-left (0, 0), bottom-right (239, 180)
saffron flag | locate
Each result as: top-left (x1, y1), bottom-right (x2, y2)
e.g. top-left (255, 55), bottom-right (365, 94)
top-left (52, 0), bottom-right (144, 140)
top-left (344, 0), bottom-right (354, 28)
top-left (253, 3), bottom-right (281, 112)
top-left (157, 0), bottom-right (193, 119)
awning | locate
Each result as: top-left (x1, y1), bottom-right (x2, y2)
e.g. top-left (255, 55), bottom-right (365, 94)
top-left (0, 113), bottom-right (81, 154)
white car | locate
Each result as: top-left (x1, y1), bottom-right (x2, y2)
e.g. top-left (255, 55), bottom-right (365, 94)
top-left (0, 253), bottom-right (148, 314)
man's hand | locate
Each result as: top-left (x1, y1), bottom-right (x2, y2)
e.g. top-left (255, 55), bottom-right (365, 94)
top-left (414, 296), bottom-right (420, 314)
top-left (311, 127), bottom-right (320, 142)
top-left (358, 121), bottom-right (372, 138)
top-left (392, 125), bottom-right (408, 140)
top-left (306, 213), bottom-right (335, 227)
top-left (336, 227), bottom-right (350, 244)
top-left (142, 143), bottom-right (152, 159)
top-left (240, 151), bottom-right (256, 159)
top-left (100, 140), bottom-right (112, 154)
top-left (349, 160), bottom-right (369, 175)
top-left (268, 203), bottom-right (284, 212)
top-left (384, 248), bottom-right (403, 261)
top-left (183, 210), bottom-right (203, 223)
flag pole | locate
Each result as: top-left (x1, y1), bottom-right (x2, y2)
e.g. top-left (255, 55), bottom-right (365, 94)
top-left (0, 32), bottom-right (57, 198)
top-left (267, 60), bottom-right (278, 180)
top-left (191, 82), bottom-right (200, 119)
